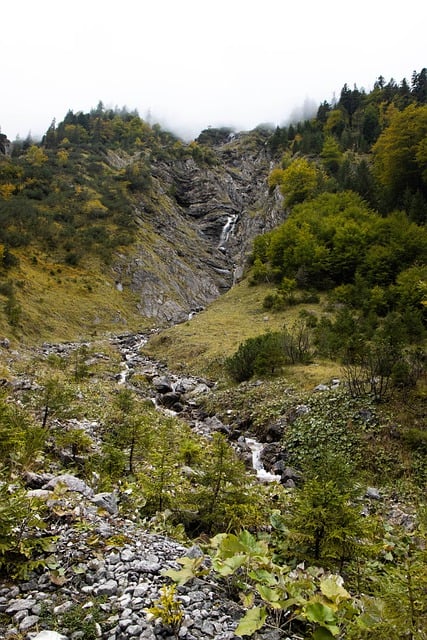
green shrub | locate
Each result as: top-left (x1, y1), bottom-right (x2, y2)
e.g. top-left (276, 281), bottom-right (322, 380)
top-left (225, 332), bottom-right (286, 382)
top-left (0, 478), bottom-right (55, 578)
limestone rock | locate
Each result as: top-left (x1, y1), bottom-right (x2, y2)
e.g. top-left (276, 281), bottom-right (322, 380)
top-left (30, 632), bottom-right (68, 640)
top-left (43, 474), bottom-right (94, 498)
top-left (92, 492), bottom-right (118, 515)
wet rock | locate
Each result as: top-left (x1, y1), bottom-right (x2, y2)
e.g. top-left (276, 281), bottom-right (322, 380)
top-left (152, 376), bottom-right (173, 393)
top-left (264, 419), bottom-right (286, 442)
top-left (157, 391), bottom-right (182, 408)
top-left (259, 442), bottom-right (285, 471)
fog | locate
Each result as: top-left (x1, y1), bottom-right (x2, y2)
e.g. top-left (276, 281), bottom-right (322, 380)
top-left (2, 0), bottom-right (426, 141)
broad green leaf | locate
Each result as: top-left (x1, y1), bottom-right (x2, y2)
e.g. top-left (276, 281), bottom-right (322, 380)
top-left (217, 534), bottom-right (246, 556)
top-left (257, 584), bottom-right (285, 604)
top-left (305, 602), bottom-right (336, 625)
top-left (248, 568), bottom-right (278, 585)
top-left (162, 555), bottom-right (207, 585)
top-left (209, 533), bottom-right (228, 549)
top-left (162, 567), bottom-right (194, 585)
top-left (238, 530), bottom-right (269, 556)
top-left (235, 606), bottom-right (267, 637)
top-left (320, 576), bottom-right (351, 604)
top-left (270, 510), bottom-right (288, 532)
top-left (240, 591), bottom-right (255, 608)
top-left (72, 563), bottom-right (87, 574)
top-left (238, 530), bottom-right (257, 548)
top-left (212, 554), bottom-right (246, 576)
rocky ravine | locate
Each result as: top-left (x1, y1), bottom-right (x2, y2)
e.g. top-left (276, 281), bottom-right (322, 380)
top-left (113, 132), bottom-right (285, 324)
top-left (0, 334), bottom-right (415, 640)
top-left (0, 334), bottom-right (284, 640)
top-left (1, 480), bottom-right (243, 640)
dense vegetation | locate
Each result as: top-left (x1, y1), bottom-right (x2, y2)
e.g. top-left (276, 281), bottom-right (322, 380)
top-left (0, 70), bottom-right (426, 638)
top-left (233, 71), bottom-right (427, 404)
top-left (0, 104), bottom-right (186, 269)
top-left (0, 104), bottom-right (222, 337)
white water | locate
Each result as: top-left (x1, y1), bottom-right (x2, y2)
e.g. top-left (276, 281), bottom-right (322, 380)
top-left (218, 214), bottom-right (237, 249)
top-left (245, 438), bottom-right (281, 483)
top-left (117, 335), bottom-right (148, 385)
top-left (115, 334), bottom-right (280, 483)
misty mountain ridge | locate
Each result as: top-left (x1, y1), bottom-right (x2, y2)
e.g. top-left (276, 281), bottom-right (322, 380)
top-left (0, 68), bottom-right (426, 340)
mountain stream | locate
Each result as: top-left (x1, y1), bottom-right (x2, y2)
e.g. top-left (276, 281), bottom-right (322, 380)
top-left (114, 332), bottom-right (280, 483)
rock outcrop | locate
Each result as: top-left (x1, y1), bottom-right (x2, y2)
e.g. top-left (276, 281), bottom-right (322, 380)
top-left (112, 131), bottom-right (285, 324)
top-left (0, 133), bottom-right (11, 156)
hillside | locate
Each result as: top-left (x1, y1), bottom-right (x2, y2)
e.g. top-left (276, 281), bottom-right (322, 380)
top-left (0, 115), bottom-right (285, 343)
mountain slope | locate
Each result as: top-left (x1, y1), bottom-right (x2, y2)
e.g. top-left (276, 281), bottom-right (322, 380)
top-left (0, 116), bottom-right (285, 341)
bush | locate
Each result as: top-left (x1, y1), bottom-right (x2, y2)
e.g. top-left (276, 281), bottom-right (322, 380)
top-left (225, 332), bottom-right (286, 382)
top-left (226, 322), bottom-right (313, 383)
top-left (0, 479), bottom-right (54, 578)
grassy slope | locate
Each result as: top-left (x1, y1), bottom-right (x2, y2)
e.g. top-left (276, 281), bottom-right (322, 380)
top-left (145, 277), bottom-right (426, 493)
top-left (0, 249), bottom-right (152, 347)
top-left (145, 279), bottom-right (340, 387)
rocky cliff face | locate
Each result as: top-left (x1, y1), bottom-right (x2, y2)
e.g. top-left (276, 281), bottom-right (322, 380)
top-left (113, 131), bottom-right (285, 324)
top-left (0, 133), bottom-right (11, 156)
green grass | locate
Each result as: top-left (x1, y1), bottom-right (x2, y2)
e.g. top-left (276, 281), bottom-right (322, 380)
top-left (0, 249), bottom-right (153, 347)
top-left (145, 280), bottom-right (339, 386)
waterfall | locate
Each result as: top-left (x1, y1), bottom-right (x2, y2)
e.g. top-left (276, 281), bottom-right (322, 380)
top-left (245, 438), bottom-right (281, 483)
top-left (117, 334), bottom-right (148, 385)
top-left (218, 214), bottom-right (237, 250)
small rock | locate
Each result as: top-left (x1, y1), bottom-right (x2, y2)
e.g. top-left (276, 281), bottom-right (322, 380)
top-left (127, 624), bottom-right (143, 636)
top-left (120, 547), bottom-right (135, 562)
top-left (43, 474), bottom-right (94, 498)
top-left (366, 487), bottom-right (381, 500)
top-left (313, 383), bottom-right (330, 392)
top-left (31, 632), bottom-right (68, 640)
top-left (92, 492), bottom-right (118, 515)
top-left (283, 478), bottom-right (296, 488)
top-left (19, 614), bottom-right (40, 631)
top-left (152, 376), bottom-right (172, 393)
top-left (118, 618), bottom-right (132, 629)
top-left (54, 601), bottom-right (74, 615)
top-left (106, 552), bottom-right (121, 565)
top-left (24, 471), bottom-right (55, 488)
top-left (96, 579), bottom-right (118, 596)
top-left (6, 598), bottom-right (37, 613)
top-left (186, 544), bottom-right (204, 559)
top-left (133, 584), bottom-right (149, 598)
top-left (201, 620), bottom-right (216, 635)
top-left (27, 489), bottom-right (52, 500)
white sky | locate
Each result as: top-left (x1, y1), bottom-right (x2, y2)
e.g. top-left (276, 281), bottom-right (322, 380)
top-left (2, 0), bottom-right (426, 141)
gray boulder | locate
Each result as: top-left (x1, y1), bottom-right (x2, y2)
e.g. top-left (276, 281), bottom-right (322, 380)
top-left (43, 474), bottom-right (94, 498)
